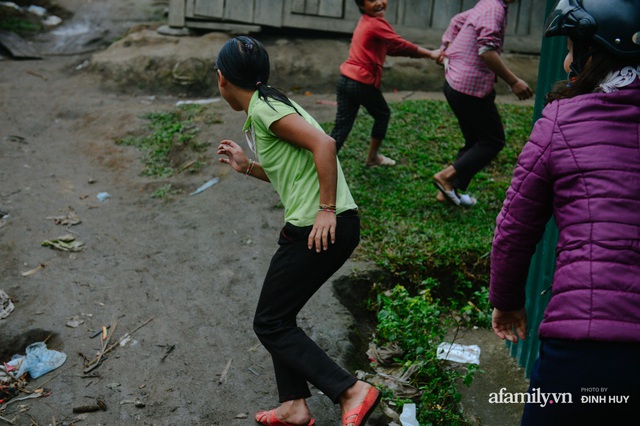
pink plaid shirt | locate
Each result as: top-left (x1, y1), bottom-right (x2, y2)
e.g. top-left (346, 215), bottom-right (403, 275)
top-left (440, 0), bottom-right (509, 98)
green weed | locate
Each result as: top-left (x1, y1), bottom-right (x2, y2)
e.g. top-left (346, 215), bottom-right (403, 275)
top-left (115, 104), bottom-right (217, 178)
top-left (150, 183), bottom-right (179, 199)
top-left (0, 18), bottom-right (42, 36)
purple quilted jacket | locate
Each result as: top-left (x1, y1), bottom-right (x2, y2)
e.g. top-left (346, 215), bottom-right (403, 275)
top-left (490, 80), bottom-right (640, 342)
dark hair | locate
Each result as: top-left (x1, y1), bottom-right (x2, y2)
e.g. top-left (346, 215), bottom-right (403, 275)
top-left (545, 45), bottom-right (640, 103)
top-left (215, 36), bottom-right (298, 113)
top-left (354, 0), bottom-right (365, 14)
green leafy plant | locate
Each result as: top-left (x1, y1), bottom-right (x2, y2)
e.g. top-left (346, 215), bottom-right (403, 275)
top-left (376, 284), bottom-right (477, 425)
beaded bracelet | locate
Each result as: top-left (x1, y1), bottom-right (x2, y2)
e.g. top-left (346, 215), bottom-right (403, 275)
top-left (319, 208), bottom-right (336, 213)
top-left (245, 159), bottom-right (255, 176)
top-left (319, 203), bottom-right (337, 210)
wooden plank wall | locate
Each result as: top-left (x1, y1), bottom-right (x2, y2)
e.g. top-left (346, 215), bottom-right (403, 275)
top-left (171, 0), bottom-right (547, 53)
top-left (254, 0), bottom-right (284, 27)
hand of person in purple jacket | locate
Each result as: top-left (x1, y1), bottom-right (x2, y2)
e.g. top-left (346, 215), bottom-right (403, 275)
top-left (491, 307), bottom-right (527, 343)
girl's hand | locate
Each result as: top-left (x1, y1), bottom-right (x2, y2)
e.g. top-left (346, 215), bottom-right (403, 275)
top-left (217, 139), bottom-right (249, 173)
top-left (308, 210), bottom-right (337, 253)
top-left (491, 307), bottom-right (527, 343)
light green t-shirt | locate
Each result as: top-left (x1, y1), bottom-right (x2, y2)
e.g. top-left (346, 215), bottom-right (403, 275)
top-left (243, 91), bottom-right (357, 227)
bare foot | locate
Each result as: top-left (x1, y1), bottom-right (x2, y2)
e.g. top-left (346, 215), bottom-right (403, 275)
top-left (433, 166), bottom-right (461, 206)
top-left (433, 166), bottom-right (456, 192)
top-left (366, 154), bottom-right (396, 167)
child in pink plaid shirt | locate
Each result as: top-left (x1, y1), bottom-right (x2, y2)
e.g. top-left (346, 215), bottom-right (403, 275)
top-left (431, 0), bottom-right (533, 207)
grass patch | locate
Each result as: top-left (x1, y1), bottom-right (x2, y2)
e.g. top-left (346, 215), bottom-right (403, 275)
top-left (322, 98), bottom-right (533, 424)
top-left (115, 104), bottom-right (219, 178)
top-left (0, 18), bottom-right (42, 36)
top-left (324, 99), bottom-right (533, 313)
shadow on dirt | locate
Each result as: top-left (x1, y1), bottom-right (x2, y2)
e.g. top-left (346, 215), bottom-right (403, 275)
top-left (0, 329), bottom-right (62, 363)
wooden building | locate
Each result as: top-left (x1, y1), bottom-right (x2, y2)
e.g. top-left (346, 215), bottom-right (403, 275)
top-left (168, 0), bottom-right (548, 53)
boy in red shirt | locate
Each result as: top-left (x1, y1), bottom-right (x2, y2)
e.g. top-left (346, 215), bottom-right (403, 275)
top-left (331, 0), bottom-right (433, 167)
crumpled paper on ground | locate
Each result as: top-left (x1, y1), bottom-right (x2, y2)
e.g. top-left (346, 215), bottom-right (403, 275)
top-left (0, 289), bottom-right (15, 319)
top-left (367, 342), bottom-right (404, 366)
top-left (46, 211), bottom-right (81, 226)
top-left (359, 343), bottom-right (423, 400)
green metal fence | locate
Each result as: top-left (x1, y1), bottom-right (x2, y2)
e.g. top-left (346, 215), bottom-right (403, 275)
top-left (506, 0), bottom-right (568, 378)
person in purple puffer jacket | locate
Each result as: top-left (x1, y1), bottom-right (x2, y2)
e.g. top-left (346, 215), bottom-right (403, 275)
top-left (489, 0), bottom-right (640, 424)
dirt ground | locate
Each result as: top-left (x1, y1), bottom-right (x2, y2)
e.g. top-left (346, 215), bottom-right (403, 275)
top-left (1, 1), bottom-right (531, 425)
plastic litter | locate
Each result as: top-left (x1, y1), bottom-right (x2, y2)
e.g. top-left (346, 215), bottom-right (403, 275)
top-left (97, 192), bottom-right (111, 202)
top-left (13, 342), bottom-right (67, 379)
top-left (26, 5), bottom-right (47, 16)
top-left (400, 403), bottom-right (419, 426)
top-left (189, 177), bottom-right (220, 196)
top-left (436, 342), bottom-right (481, 365)
top-left (175, 98), bottom-right (220, 106)
top-left (0, 289), bottom-right (15, 319)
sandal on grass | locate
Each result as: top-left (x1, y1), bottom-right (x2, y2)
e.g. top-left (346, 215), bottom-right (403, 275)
top-left (366, 154), bottom-right (396, 167)
top-left (342, 386), bottom-right (382, 426)
top-left (255, 409), bottom-right (315, 426)
top-left (432, 179), bottom-right (460, 206)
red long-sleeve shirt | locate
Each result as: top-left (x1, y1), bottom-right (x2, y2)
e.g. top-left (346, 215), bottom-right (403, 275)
top-left (340, 14), bottom-right (420, 89)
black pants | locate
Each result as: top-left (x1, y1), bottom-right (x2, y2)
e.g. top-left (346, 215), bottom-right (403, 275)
top-left (521, 339), bottom-right (640, 426)
top-left (443, 81), bottom-right (505, 191)
top-left (253, 212), bottom-right (360, 403)
top-left (330, 75), bottom-right (390, 151)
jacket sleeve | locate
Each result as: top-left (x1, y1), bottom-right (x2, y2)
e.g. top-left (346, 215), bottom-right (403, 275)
top-left (489, 103), bottom-right (558, 311)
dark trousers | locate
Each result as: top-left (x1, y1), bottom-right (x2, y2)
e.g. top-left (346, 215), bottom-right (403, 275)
top-left (443, 81), bottom-right (505, 191)
top-left (521, 339), bottom-right (640, 426)
top-left (253, 212), bottom-right (360, 403)
top-left (330, 75), bottom-right (390, 151)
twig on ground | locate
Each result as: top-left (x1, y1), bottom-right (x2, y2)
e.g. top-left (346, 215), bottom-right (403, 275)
top-left (160, 344), bottom-right (176, 362)
top-left (0, 415), bottom-right (15, 425)
top-left (218, 358), bottom-right (233, 385)
top-left (83, 317), bottom-right (154, 373)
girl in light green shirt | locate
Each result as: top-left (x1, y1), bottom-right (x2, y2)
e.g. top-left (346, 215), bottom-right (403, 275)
top-left (216, 36), bottom-right (380, 426)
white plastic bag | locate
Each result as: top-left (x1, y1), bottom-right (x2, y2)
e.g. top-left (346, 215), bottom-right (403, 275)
top-left (15, 342), bottom-right (67, 379)
top-left (436, 342), bottom-right (481, 365)
top-left (400, 403), bottom-right (419, 426)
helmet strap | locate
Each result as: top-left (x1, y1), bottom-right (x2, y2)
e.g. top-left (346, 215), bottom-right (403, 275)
top-left (568, 39), bottom-right (593, 80)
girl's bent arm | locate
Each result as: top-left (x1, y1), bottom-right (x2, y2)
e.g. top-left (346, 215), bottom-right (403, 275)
top-left (270, 113), bottom-right (338, 252)
top-left (217, 139), bottom-right (270, 182)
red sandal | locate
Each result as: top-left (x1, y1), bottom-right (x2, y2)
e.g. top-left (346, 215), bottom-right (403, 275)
top-left (342, 386), bottom-right (382, 426)
top-left (255, 409), bottom-right (315, 426)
